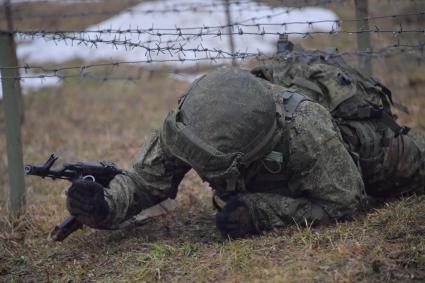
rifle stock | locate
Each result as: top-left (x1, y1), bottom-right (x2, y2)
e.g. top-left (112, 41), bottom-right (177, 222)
top-left (50, 215), bottom-right (83, 242)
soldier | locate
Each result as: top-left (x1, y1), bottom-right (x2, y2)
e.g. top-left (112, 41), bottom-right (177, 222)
top-left (66, 57), bottom-right (425, 239)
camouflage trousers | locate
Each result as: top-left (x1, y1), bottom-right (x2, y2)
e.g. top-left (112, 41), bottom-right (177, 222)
top-left (224, 131), bottom-right (425, 233)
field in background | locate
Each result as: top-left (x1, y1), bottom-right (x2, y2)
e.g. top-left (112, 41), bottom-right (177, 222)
top-left (1, 0), bottom-right (425, 281)
top-left (0, 0), bottom-right (142, 30)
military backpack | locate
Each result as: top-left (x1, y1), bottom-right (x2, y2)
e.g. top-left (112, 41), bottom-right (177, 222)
top-left (251, 48), bottom-right (409, 177)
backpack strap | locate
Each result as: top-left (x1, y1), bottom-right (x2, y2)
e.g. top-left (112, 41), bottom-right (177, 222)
top-left (335, 96), bottom-right (410, 137)
top-left (259, 90), bottom-right (311, 173)
top-left (279, 90), bottom-right (312, 120)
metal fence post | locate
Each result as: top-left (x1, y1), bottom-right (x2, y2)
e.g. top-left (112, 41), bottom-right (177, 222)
top-left (355, 0), bottom-right (373, 76)
top-left (224, 0), bottom-right (236, 66)
top-left (0, 1), bottom-right (26, 217)
top-left (4, 0), bottom-right (24, 123)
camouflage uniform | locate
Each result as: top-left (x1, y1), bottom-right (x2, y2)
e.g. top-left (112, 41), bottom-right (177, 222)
top-left (96, 68), bottom-right (425, 235)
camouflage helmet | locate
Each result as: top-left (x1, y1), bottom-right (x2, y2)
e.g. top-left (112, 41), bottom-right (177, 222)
top-left (161, 68), bottom-right (282, 189)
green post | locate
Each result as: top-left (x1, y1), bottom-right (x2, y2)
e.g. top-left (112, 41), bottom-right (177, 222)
top-left (224, 0), bottom-right (236, 66)
top-left (0, 3), bottom-right (26, 217)
top-left (355, 0), bottom-right (373, 76)
top-left (4, 0), bottom-right (24, 123)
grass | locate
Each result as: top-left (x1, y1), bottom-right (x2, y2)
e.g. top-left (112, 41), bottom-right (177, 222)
top-left (1, 0), bottom-right (425, 281)
top-left (1, 183), bottom-right (424, 281)
top-left (0, 0), bottom-right (144, 31)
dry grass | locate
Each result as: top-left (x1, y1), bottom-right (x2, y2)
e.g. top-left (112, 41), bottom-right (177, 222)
top-left (0, 0), bottom-right (144, 30)
top-left (1, 0), bottom-right (425, 282)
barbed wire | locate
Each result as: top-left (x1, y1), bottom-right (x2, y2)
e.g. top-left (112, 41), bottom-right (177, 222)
top-left (7, 4), bottom-right (423, 60)
top-left (2, 0), bottom-right (424, 83)
top-left (5, 8), bottom-right (296, 36)
top-left (4, 8), bottom-right (300, 49)
top-left (4, 26), bottom-right (424, 58)
top-left (1, 43), bottom-right (423, 81)
top-left (6, 25), bottom-right (425, 44)
top-left (5, 10), bottom-right (424, 36)
top-left (1, 9), bottom-right (285, 51)
top-left (10, 8), bottom-right (290, 19)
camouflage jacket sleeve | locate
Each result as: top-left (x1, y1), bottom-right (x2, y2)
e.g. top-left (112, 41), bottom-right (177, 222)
top-left (286, 100), bottom-right (367, 219)
top-left (100, 130), bottom-right (191, 227)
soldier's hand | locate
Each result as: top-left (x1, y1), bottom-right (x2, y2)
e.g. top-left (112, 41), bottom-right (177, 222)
top-left (66, 179), bottom-right (110, 228)
top-left (216, 196), bottom-right (256, 239)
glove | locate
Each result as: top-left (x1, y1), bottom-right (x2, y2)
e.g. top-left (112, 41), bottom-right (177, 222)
top-left (215, 196), bottom-right (256, 239)
top-left (66, 179), bottom-right (110, 228)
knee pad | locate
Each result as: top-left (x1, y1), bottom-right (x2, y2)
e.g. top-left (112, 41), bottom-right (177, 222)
top-left (215, 196), bottom-right (256, 239)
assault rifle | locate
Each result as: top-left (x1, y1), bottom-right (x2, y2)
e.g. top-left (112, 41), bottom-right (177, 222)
top-left (25, 154), bottom-right (123, 241)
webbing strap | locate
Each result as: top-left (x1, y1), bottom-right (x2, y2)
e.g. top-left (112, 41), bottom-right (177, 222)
top-left (261, 90), bottom-right (311, 169)
top-left (336, 98), bottom-right (410, 137)
top-left (280, 90), bottom-right (312, 120)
